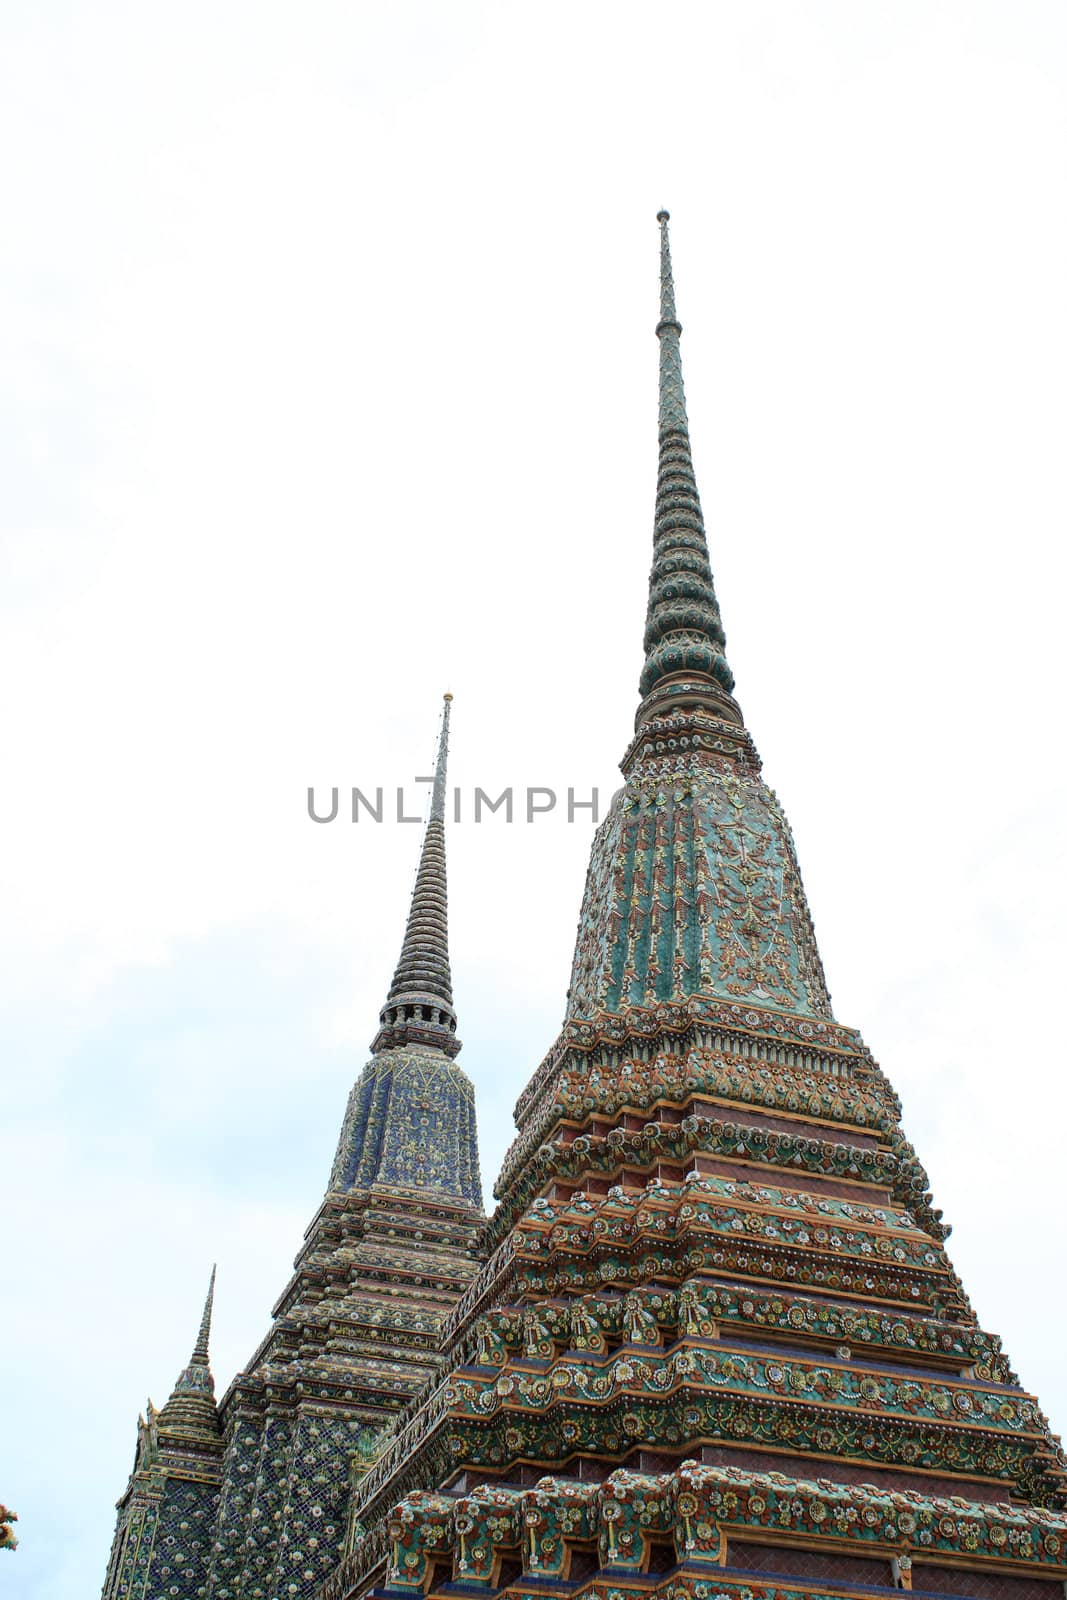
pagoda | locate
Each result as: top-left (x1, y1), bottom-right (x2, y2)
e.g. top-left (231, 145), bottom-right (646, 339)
top-left (101, 1269), bottom-right (225, 1600)
top-left (101, 697), bottom-right (484, 1600)
top-left (322, 217), bottom-right (1067, 1600)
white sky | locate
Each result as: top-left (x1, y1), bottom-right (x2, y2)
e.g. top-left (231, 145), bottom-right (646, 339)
top-left (2, 4), bottom-right (1066, 1594)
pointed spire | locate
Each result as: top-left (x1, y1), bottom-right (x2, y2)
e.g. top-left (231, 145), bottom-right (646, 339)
top-left (637, 211), bottom-right (742, 729)
top-left (429, 692), bottom-right (451, 824)
top-left (191, 1262), bottom-right (215, 1366)
top-left (371, 695), bottom-right (460, 1058)
top-left (156, 1267), bottom-right (221, 1441)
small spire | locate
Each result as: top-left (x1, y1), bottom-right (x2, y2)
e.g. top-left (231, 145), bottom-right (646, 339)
top-left (372, 696), bottom-right (460, 1057)
top-left (638, 211), bottom-right (741, 729)
top-left (190, 1263), bottom-right (216, 1366)
top-left (156, 1267), bottom-right (221, 1440)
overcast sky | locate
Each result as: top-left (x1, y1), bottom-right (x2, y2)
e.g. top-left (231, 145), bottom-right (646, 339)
top-left (3, 4), bottom-right (1066, 1594)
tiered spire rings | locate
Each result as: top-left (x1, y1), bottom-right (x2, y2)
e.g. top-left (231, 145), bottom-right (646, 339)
top-left (372, 695), bottom-right (460, 1057)
top-left (638, 211), bottom-right (741, 729)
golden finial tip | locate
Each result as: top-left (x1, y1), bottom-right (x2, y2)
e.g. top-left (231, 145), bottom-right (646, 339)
top-left (443, 692), bottom-right (453, 702)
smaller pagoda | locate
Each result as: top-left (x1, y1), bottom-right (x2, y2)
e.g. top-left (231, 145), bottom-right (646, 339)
top-left (101, 1268), bottom-right (223, 1600)
top-left (199, 695), bottom-right (485, 1600)
top-left (96, 695), bottom-right (489, 1600)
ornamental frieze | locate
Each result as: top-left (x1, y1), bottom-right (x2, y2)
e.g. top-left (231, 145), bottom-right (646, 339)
top-left (519, 1175), bottom-right (936, 1259)
top-left (472, 1279), bottom-right (1004, 1381)
top-left (442, 1385), bottom-right (1058, 1504)
top-left (510, 994), bottom-right (871, 1140)
top-left (495, 1050), bottom-right (892, 1206)
top-left (373, 1461), bottom-right (1067, 1599)
top-left (557, 1050), bottom-right (890, 1131)
top-left (519, 1250), bottom-right (961, 1318)
top-left (527, 1117), bottom-right (946, 1242)
top-left (446, 1342), bottom-right (1039, 1445)
top-left (515, 1231), bottom-right (948, 1319)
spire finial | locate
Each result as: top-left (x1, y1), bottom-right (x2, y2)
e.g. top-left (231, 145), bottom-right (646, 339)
top-left (636, 210), bottom-right (742, 730)
top-left (430, 694), bottom-right (452, 822)
top-left (657, 209), bottom-right (680, 342)
top-left (372, 697), bottom-right (460, 1057)
top-left (191, 1263), bottom-right (216, 1366)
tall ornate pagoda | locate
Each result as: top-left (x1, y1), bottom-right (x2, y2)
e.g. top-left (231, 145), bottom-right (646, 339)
top-left (323, 217), bottom-right (1067, 1600)
top-left (101, 697), bottom-right (484, 1600)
